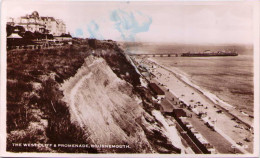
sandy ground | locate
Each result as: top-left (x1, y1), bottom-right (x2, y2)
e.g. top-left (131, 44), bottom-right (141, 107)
top-left (151, 110), bottom-right (186, 153)
top-left (135, 57), bottom-right (254, 153)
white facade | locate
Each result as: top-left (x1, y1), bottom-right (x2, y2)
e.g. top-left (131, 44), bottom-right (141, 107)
top-left (7, 11), bottom-right (66, 36)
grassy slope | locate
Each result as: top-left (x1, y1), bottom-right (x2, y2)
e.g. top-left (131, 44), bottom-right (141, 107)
top-left (7, 41), bottom-right (181, 153)
top-left (7, 45), bottom-right (98, 152)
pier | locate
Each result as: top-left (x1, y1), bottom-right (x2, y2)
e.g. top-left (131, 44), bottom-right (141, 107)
top-left (129, 53), bottom-right (179, 57)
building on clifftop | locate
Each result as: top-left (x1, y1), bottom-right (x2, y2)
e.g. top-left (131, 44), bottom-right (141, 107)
top-left (7, 11), bottom-right (66, 36)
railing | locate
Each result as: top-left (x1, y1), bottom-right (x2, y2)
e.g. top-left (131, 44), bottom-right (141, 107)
top-left (7, 44), bottom-right (66, 50)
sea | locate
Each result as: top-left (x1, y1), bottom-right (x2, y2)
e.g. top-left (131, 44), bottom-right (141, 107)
top-left (125, 43), bottom-right (254, 116)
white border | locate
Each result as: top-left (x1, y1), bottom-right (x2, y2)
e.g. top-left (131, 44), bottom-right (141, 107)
top-left (0, 0), bottom-right (7, 156)
top-left (0, 0), bottom-right (259, 157)
top-left (253, 0), bottom-right (260, 156)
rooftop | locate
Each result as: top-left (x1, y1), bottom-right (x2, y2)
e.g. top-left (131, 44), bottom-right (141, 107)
top-left (149, 83), bottom-right (165, 96)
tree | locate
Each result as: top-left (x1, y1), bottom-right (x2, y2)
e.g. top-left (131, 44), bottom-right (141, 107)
top-left (47, 34), bottom-right (54, 39)
top-left (6, 24), bottom-right (14, 36)
top-left (15, 26), bottom-right (26, 37)
top-left (23, 31), bottom-right (35, 40)
top-left (34, 31), bottom-right (44, 40)
top-left (61, 33), bottom-right (72, 38)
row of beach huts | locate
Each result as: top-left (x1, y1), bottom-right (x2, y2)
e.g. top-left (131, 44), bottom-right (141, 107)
top-left (148, 82), bottom-right (216, 154)
top-left (133, 56), bottom-right (218, 154)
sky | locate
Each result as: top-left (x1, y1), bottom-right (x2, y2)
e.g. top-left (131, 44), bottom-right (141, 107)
top-left (1, 0), bottom-right (256, 44)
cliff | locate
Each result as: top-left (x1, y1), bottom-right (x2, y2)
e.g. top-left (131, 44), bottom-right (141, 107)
top-left (6, 41), bottom-right (183, 153)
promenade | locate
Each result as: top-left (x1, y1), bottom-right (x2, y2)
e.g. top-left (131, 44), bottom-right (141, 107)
top-left (133, 56), bottom-right (253, 154)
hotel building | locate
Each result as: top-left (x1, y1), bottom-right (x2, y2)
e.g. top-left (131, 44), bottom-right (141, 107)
top-left (7, 11), bottom-right (66, 36)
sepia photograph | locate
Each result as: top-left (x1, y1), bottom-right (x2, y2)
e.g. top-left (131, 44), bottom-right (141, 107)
top-left (0, 0), bottom-right (259, 156)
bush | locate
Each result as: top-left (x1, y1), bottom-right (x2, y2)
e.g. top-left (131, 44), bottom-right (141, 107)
top-left (6, 46), bottom-right (94, 152)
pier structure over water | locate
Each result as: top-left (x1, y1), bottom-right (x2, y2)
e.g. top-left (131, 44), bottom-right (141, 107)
top-left (129, 53), bottom-right (179, 57)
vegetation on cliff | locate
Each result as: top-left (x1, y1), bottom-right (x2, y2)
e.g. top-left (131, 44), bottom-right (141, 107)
top-left (7, 45), bottom-right (96, 152)
top-left (7, 40), bottom-right (181, 153)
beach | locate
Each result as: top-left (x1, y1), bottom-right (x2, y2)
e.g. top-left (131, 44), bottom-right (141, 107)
top-left (133, 56), bottom-right (254, 153)
top-left (149, 55), bottom-right (254, 117)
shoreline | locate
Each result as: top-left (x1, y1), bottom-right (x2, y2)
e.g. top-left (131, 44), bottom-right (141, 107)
top-left (148, 58), bottom-right (253, 129)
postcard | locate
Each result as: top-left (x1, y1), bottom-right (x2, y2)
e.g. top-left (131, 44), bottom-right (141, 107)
top-left (0, 0), bottom-right (259, 157)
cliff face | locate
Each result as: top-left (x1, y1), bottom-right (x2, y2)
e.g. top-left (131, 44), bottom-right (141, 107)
top-left (61, 56), bottom-right (149, 152)
top-left (61, 55), bottom-right (181, 153)
top-left (6, 42), bottom-right (182, 153)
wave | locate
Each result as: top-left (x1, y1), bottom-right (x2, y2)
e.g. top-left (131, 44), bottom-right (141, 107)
top-left (148, 58), bottom-right (234, 110)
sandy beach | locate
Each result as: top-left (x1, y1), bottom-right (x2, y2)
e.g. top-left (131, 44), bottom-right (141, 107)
top-left (134, 56), bottom-right (254, 153)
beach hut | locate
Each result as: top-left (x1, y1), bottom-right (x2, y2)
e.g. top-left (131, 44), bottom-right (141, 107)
top-left (148, 83), bottom-right (165, 100)
top-left (161, 99), bottom-right (174, 113)
top-left (172, 109), bottom-right (187, 118)
top-left (202, 117), bottom-right (215, 130)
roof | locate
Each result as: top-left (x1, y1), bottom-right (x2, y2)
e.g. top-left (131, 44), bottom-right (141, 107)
top-left (32, 11), bottom-right (39, 17)
top-left (7, 33), bottom-right (22, 39)
top-left (60, 34), bottom-right (72, 37)
top-left (161, 99), bottom-right (174, 112)
top-left (149, 83), bottom-right (165, 95)
top-left (173, 109), bottom-right (187, 118)
top-left (173, 109), bottom-right (186, 114)
top-left (41, 17), bottom-right (56, 21)
top-left (21, 16), bottom-right (28, 19)
top-left (56, 19), bottom-right (65, 24)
